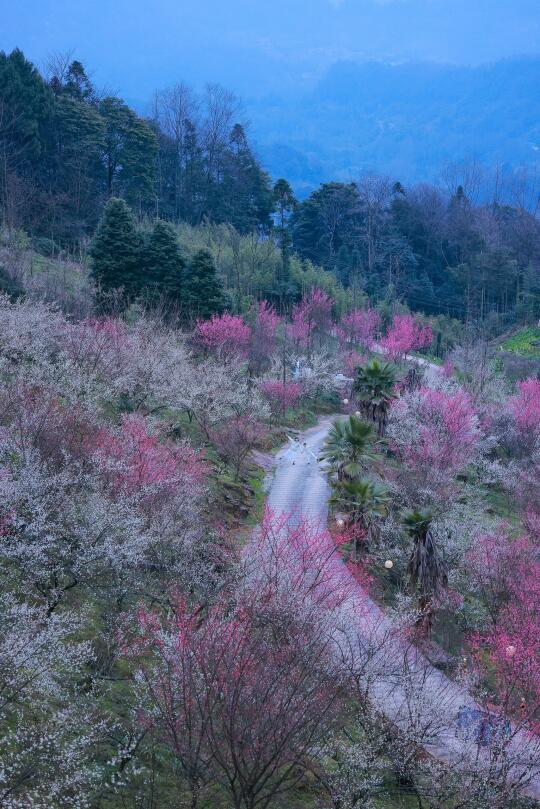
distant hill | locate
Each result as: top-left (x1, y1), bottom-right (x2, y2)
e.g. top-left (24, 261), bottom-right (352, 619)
top-left (247, 58), bottom-right (540, 195)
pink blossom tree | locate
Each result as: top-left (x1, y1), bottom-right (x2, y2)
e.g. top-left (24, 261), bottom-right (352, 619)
top-left (126, 511), bottom-right (351, 809)
top-left (287, 288), bottom-right (333, 351)
top-left (286, 304), bottom-right (312, 347)
top-left (338, 308), bottom-right (380, 352)
top-left (470, 556), bottom-right (540, 732)
top-left (342, 350), bottom-right (366, 378)
top-left (194, 312), bottom-right (251, 360)
top-left (509, 377), bottom-right (540, 452)
top-left (96, 414), bottom-right (206, 521)
top-left (380, 314), bottom-right (432, 363)
top-left (259, 379), bottom-right (302, 417)
top-left (388, 386), bottom-right (480, 489)
top-left (299, 287), bottom-right (333, 333)
top-left (466, 529), bottom-right (535, 626)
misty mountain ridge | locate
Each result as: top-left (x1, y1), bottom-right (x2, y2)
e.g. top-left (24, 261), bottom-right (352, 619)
top-left (246, 57), bottom-right (540, 195)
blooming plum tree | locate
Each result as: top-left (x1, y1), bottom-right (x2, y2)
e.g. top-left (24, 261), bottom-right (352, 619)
top-left (509, 377), bottom-right (540, 450)
top-left (127, 511), bottom-right (352, 809)
top-left (194, 312), bottom-right (251, 359)
top-left (259, 379), bottom-right (302, 416)
top-left (287, 288), bottom-right (333, 350)
top-left (380, 314), bottom-right (432, 363)
top-left (388, 386), bottom-right (480, 488)
top-left (338, 308), bottom-right (380, 352)
top-left (470, 557), bottom-right (540, 732)
top-left (0, 594), bottom-right (100, 808)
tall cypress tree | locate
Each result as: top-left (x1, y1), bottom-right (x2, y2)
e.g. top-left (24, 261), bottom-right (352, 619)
top-left (183, 248), bottom-right (227, 320)
top-left (144, 219), bottom-right (185, 304)
top-left (89, 197), bottom-right (142, 303)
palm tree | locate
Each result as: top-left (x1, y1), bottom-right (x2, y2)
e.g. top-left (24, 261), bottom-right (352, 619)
top-left (404, 509), bottom-right (447, 636)
top-left (353, 360), bottom-right (396, 436)
top-left (320, 415), bottom-right (381, 482)
top-left (331, 478), bottom-right (390, 561)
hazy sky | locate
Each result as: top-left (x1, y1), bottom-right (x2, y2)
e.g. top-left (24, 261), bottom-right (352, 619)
top-left (2, 0), bottom-right (540, 101)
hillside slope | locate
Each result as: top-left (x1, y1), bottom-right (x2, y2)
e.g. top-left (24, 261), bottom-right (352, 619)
top-left (248, 58), bottom-right (540, 194)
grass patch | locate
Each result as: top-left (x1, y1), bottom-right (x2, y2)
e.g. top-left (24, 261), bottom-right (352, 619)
top-left (245, 465), bottom-right (267, 526)
top-left (500, 326), bottom-right (540, 357)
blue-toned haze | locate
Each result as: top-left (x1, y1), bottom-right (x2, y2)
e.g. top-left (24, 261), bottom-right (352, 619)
top-left (2, 0), bottom-right (540, 190)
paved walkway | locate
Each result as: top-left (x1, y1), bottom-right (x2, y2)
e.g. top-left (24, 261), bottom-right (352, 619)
top-left (265, 415), bottom-right (540, 800)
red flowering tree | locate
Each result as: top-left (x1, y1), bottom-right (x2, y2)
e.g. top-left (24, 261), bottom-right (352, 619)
top-left (126, 512), bottom-right (351, 809)
top-left (338, 308), bottom-right (380, 352)
top-left (194, 313), bottom-right (251, 359)
top-left (381, 314), bottom-right (432, 363)
top-left (259, 380), bottom-right (302, 417)
top-left (97, 414), bottom-right (206, 513)
top-left (470, 555), bottom-right (540, 732)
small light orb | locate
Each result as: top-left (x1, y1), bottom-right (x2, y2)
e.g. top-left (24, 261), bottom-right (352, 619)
top-left (384, 559), bottom-right (394, 570)
top-left (505, 644), bottom-right (516, 658)
top-left (343, 398), bottom-right (349, 405)
top-left (355, 410), bottom-right (361, 417)
top-left (336, 517), bottom-right (345, 528)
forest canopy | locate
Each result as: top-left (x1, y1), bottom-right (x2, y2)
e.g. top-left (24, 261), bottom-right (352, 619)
top-left (1, 48), bottom-right (540, 329)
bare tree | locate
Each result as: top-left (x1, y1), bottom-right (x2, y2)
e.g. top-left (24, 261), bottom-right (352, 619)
top-left (439, 158), bottom-right (484, 206)
top-left (357, 175), bottom-right (393, 275)
top-left (154, 82), bottom-right (200, 220)
top-left (42, 49), bottom-right (75, 85)
top-left (202, 83), bottom-right (241, 189)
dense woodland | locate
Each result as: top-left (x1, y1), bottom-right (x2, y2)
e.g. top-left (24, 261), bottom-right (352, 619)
top-left (1, 48), bottom-right (540, 331)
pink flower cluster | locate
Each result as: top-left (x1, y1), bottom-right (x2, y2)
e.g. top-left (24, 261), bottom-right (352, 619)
top-left (381, 314), bottom-right (432, 362)
top-left (470, 537), bottom-right (540, 730)
top-left (97, 415), bottom-right (206, 498)
top-left (194, 313), bottom-right (251, 357)
top-left (394, 387), bottom-right (479, 476)
top-left (286, 288), bottom-right (333, 346)
top-left (249, 302), bottom-right (282, 373)
top-left (338, 308), bottom-right (380, 350)
top-left (260, 380), bottom-right (302, 414)
top-left (510, 377), bottom-right (540, 435)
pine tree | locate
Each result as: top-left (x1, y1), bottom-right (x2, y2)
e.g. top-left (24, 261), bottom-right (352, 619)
top-left (89, 197), bottom-right (142, 303)
top-left (272, 178), bottom-right (296, 310)
top-left (99, 97), bottom-right (157, 210)
top-left (183, 249), bottom-right (227, 320)
top-left (144, 219), bottom-right (185, 303)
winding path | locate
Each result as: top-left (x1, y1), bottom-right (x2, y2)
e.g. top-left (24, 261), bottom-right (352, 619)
top-left (266, 414), bottom-right (540, 800)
